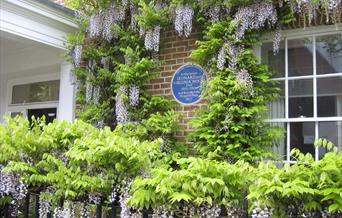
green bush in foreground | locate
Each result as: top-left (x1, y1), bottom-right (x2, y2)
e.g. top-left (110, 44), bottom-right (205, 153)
top-left (0, 116), bottom-right (162, 210)
top-left (0, 117), bottom-right (341, 217)
top-left (249, 140), bottom-right (342, 217)
top-left (129, 141), bottom-right (342, 217)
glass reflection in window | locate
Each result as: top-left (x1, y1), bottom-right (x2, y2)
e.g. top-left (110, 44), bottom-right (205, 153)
top-left (288, 38), bottom-right (313, 77)
top-left (316, 34), bottom-right (342, 75)
top-left (12, 80), bottom-right (60, 104)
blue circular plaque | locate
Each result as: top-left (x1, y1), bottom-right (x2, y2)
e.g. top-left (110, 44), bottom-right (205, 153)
top-left (171, 64), bottom-right (206, 105)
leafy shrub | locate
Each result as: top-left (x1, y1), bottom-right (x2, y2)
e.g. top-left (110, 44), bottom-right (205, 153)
top-left (248, 141), bottom-right (342, 217)
top-left (129, 157), bottom-right (250, 216)
top-left (0, 116), bottom-right (162, 207)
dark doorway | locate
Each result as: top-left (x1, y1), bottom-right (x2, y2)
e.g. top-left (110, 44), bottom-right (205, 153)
top-left (27, 108), bottom-right (57, 124)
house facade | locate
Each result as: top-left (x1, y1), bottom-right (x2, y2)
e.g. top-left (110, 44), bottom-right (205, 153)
top-left (151, 24), bottom-right (342, 162)
top-left (0, 0), bottom-right (77, 123)
top-left (0, 0), bottom-right (341, 162)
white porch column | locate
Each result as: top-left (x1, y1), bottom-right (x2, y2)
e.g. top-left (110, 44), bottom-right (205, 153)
top-left (57, 61), bottom-right (75, 122)
top-left (0, 73), bottom-right (4, 123)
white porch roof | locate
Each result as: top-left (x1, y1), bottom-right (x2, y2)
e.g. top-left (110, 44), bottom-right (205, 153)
top-left (0, 0), bottom-right (77, 49)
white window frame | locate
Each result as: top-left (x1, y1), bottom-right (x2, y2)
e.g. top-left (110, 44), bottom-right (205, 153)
top-left (6, 73), bottom-right (60, 119)
top-left (258, 24), bottom-right (342, 163)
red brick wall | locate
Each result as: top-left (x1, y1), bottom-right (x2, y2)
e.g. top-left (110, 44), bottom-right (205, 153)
top-left (147, 28), bottom-right (205, 141)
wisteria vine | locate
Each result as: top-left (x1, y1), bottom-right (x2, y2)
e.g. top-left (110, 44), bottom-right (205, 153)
top-left (69, 0), bottom-right (342, 128)
top-left (59, 0), bottom-right (342, 217)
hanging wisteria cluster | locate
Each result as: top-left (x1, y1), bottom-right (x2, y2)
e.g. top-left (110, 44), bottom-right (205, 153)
top-left (88, 2), bottom-right (126, 41)
top-left (233, 2), bottom-right (277, 39)
top-left (85, 77), bottom-right (93, 104)
top-left (115, 86), bottom-right (129, 124)
top-left (205, 6), bottom-right (221, 23)
top-left (217, 42), bottom-right (254, 96)
top-left (72, 45), bottom-right (82, 67)
top-left (151, 206), bottom-right (174, 218)
top-left (217, 42), bottom-right (244, 71)
top-left (236, 69), bottom-right (254, 96)
top-left (39, 198), bottom-right (52, 218)
top-left (53, 203), bottom-right (75, 218)
top-left (115, 85), bottom-right (140, 123)
top-left (232, 2), bottom-right (281, 53)
top-left (38, 188), bottom-right (55, 218)
top-left (251, 207), bottom-right (271, 218)
top-left (217, 46), bottom-right (226, 71)
top-left (130, 2), bottom-right (138, 29)
top-left (129, 85), bottom-right (140, 106)
top-left (149, 204), bottom-right (245, 218)
top-left (80, 203), bottom-right (90, 218)
top-left (273, 26), bottom-right (282, 54)
top-left (0, 166), bottom-right (27, 216)
top-left (88, 192), bottom-right (102, 205)
top-left (109, 187), bottom-right (119, 203)
top-left (119, 179), bottom-right (133, 218)
top-left (197, 205), bottom-right (221, 217)
top-left (142, 25), bottom-right (161, 52)
top-left (93, 86), bottom-right (100, 105)
top-left (285, 0), bottom-right (342, 24)
top-left (175, 4), bottom-right (194, 37)
top-left (139, 1), bottom-right (169, 52)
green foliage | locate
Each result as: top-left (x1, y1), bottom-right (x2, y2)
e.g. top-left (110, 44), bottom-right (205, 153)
top-left (65, 0), bottom-right (110, 11)
top-left (136, 0), bottom-right (169, 29)
top-left (129, 157), bottom-right (250, 210)
top-left (1, 116), bottom-right (162, 204)
top-left (190, 20), bottom-right (282, 163)
top-left (122, 96), bottom-right (181, 142)
top-left (142, 110), bottom-right (181, 138)
top-left (116, 47), bottom-right (158, 86)
top-left (0, 116), bottom-right (70, 166)
top-left (248, 141), bottom-right (342, 217)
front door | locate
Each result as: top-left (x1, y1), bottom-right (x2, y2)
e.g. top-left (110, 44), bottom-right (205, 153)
top-left (27, 108), bottom-right (57, 124)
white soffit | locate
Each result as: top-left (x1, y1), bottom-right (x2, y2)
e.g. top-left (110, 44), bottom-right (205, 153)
top-left (0, 0), bottom-right (78, 50)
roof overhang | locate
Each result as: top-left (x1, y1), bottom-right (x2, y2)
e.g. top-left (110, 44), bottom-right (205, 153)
top-left (0, 0), bottom-right (78, 50)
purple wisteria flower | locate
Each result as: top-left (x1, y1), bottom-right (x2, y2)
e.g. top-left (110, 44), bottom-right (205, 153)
top-left (233, 2), bottom-right (277, 39)
top-left (115, 86), bottom-right (128, 124)
top-left (129, 85), bottom-right (140, 106)
top-left (72, 45), bottom-right (82, 67)
top-left (175, 5), bottom-right (194, 37)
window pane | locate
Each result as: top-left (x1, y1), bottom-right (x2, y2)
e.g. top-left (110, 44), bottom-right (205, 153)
top-left (316, 34), bottom-right (342, 75)
top-left (317, 76), bottom-right (342, 117)
top-left (12, 80), bottom-right (60, 104)
top-left (318, 121), bottom-right (342, 159)
top-left (289, 79), bottom-right (313, 118)
top-left (271, 122), bottom-right (287, 160)
top-left (290, 122), bottom-right (315, 159)
top-left (261, 41), bottom-right (285, 78)
top-left (269, 80), bottom-right (285, 118)
top-left (288, 38), bottom-right (313, 77)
